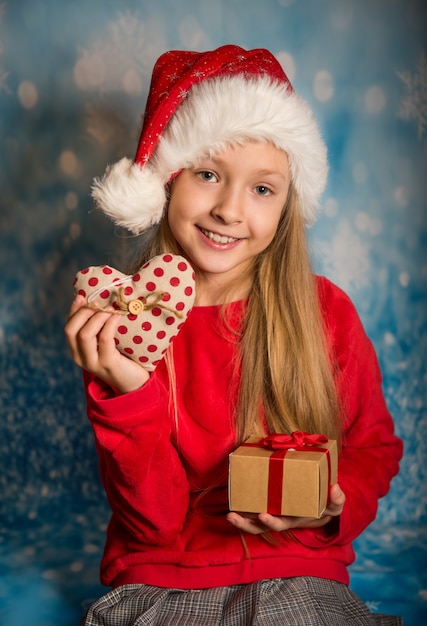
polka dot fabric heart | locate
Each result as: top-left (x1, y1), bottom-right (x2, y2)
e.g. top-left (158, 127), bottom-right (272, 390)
top-left (74, 254), bottom-right (196, 371)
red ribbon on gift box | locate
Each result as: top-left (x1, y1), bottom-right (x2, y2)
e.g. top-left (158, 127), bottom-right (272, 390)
top-left (243, 431), bottom-right (332, 515)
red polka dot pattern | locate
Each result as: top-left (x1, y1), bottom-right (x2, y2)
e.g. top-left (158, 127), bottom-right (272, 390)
top-left (73, 255), bottom-right (196, 372)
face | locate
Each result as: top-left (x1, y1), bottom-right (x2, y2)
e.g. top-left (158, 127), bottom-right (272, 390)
top-left (167, 141), bottom-right (291, 302)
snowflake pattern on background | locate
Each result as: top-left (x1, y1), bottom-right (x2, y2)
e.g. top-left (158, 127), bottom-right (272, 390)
top-left (73, 12), bottom-right (166, 95)
top-left (316, 219), bottom-right (371, 292)
top-left (397, 51), bottom-right (427, 139)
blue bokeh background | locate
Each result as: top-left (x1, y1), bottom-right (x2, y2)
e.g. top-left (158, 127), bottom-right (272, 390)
top-left (0, 1), bottom-right (426, 624)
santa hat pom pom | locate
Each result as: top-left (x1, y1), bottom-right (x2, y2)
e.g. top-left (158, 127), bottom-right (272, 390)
top-left (91, 157), bottom-right (166, 235)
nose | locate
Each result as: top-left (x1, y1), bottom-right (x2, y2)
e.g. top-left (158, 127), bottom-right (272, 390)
top-left (211, 184), bottom-right (244, 225)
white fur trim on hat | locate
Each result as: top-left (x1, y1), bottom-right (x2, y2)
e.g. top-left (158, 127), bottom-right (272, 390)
top-left (91, 157), bottom-right (166, 234)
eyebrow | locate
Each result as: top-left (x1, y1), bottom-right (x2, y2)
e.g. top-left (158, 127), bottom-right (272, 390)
top-left (253, 168), bottom-right (289, 181)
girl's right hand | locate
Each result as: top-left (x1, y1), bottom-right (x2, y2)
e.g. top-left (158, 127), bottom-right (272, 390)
top-left (65, 294), bottom-right (150, 394)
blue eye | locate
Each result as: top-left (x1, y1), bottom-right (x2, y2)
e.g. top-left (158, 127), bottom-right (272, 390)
top-left (198, 170), bottom-right (217, 182)
top-left (255, 185), bottom-right (271, 196)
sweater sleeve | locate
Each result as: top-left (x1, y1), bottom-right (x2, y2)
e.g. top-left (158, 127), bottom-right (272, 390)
top-left (83, 368), bottom-right (190, 547)
top-left (292, 278), bottom-right (403, 549)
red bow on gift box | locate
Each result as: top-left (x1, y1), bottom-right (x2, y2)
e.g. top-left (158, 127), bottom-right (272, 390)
top-left (260, 431), bottom-right (328, 450)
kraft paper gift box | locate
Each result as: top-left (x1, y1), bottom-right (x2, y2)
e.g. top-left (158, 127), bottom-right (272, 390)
top-left (228, 431), bottom-right (338, 518)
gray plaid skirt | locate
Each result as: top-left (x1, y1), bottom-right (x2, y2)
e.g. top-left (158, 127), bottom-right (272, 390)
top-left (80, 577), bottom-right (403, 626)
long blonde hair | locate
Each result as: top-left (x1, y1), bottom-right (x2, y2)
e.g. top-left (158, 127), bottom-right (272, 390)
top-left (237, 185), bottom-right (341, 444)
top-left (130, 183), bottom-right (341, 445)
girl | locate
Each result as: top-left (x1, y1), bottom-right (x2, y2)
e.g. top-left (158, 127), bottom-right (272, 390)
top-left (65, 45), bottom-right (403, 625)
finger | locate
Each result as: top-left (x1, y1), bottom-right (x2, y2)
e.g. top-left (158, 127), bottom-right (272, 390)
top-left (65, 303), bottom-right (98, 336)
top-left (65, 307), bottom-right (98, 365)
top-left (258, 512), bottom-right (316, 531)
top-left (226, 512), bottom-right (269, 535)
top-left (329, 483), bottom-right (345, 506)
top-left (66, 294), bottom-right (88, 321)
top-left (65, 301), bottom-right (99, 348)
top-left (96, 313), bottom-right (121, 362)
top-left (66, 309), bottom-right (113, 370)
top-left (75, 310), bottom-right (117, 368)
top-left (257, 512), bottom-right (289, 531)
top-left (324, 484), bottom-right (345, 517)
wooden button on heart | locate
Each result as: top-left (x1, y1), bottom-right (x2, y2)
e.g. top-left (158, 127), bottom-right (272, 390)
top-left (128, 300), bottom-right (144, 315)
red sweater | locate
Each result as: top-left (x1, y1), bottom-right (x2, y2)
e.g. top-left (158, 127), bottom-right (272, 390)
top-left (84, 276), bottom-right (403, 590)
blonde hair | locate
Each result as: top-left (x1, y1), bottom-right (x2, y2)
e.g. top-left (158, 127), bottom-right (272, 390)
top-left (130, 183), bottom-right (341, 446)
top-left (237, 186), bottom-right (341, 444)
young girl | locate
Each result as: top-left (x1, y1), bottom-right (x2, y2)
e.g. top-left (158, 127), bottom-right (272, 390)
top-left (65, 45), bottom-right (403, 625)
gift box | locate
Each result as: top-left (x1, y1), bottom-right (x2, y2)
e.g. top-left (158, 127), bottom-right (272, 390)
top-left (228, 431), bottom-right (338, 518)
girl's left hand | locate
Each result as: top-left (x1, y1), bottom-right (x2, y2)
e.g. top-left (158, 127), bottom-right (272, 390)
top-left (226, 483), bottom-right (345, 534)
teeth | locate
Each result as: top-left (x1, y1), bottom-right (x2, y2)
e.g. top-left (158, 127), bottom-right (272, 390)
top-left (201, 228), bottom-right (239, 244)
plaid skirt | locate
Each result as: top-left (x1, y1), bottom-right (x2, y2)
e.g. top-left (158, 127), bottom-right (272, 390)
top-left (80, 577), bottom-right (403, 626)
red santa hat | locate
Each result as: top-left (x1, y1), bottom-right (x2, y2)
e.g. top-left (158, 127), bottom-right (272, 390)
top-left (92, 44), bottom-right (328, 234)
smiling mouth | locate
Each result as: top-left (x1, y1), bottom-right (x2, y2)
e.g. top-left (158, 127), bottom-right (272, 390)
top-left (199, 227), bottom-right (240, 244)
